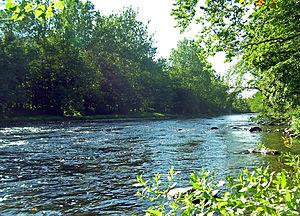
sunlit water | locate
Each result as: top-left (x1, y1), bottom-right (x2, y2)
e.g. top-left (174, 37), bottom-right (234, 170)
top-left (0, 114), bottom-right (294, 215)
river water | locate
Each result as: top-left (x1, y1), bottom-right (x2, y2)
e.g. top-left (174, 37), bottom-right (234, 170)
top-left (0, 114), bottom-right (292, 215)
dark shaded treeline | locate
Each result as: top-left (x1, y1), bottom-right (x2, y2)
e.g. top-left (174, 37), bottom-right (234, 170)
top-left (0, 0), bottom-right (243, 118)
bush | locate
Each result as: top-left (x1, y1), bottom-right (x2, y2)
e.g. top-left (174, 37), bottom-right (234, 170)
top-left (137, 153), bottom-right (300, 215)
top-left (291, 117), bottom-right (300, 133)
top-left (289, 107), bottom-right (300, 133)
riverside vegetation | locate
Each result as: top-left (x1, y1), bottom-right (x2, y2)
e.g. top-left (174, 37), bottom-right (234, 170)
top-left (171, 0), bottom-right (300, 132)
top-left (1, 0), bottom-right (245, 119)
top-left (137, 153), bottom-right (300, 215)
top-left (2, 0), bottom-right (300, 215)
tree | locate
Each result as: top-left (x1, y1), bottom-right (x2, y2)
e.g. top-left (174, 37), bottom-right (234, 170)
top-left (0, 33), bottom-right (27, 117)
top-left (88, 8), bottom-right (159, 114)
top-left (172, 0), bottom-right (300, 118)
top-left (0, 0), bottom-right (101, 116)
top-left (168, 39), bottom-right (231, 114)
top-left (0, 0), bottom-right (241, 118)
top-left (25, 38), bottom-right (98, 115)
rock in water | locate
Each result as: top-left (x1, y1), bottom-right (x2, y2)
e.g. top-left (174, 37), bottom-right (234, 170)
top-left (167, 187), bottom-right (194, 199)
top-left (252, 149), bottom-right (281, 155)
top-left (239, 149), bottom-right (280, 155)
top-left (58, 163), bottom-right (86, 173)
top-left (211, 127), bottom-right (219, 130)
top-left (249, 126), bottom-right (262, 132)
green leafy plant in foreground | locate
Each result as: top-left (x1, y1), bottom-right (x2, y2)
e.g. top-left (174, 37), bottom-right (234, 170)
top-left (137, 154), bottom-right (300, 215)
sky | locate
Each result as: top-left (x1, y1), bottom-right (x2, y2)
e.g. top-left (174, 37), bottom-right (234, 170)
top-left (92, 0), bottom-right (234, 75)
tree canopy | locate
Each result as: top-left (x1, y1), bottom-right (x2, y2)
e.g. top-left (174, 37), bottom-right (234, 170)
top-left (0, 0), bottom-right (241, 118)
top-left (172, 0), bottom-right (300, 120)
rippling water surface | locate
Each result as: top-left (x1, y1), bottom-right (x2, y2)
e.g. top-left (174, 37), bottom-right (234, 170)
top-left (0, 114), bottom-right (287, 215)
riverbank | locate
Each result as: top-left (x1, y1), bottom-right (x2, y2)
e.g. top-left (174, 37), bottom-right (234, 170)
top-left (0, 112), bottom-right (179, 127)
top-left (0, 111), bottom-right (244, 127)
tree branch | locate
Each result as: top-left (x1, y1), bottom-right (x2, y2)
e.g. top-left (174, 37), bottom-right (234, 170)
top-left (247, 33), bottom-right (300, 47)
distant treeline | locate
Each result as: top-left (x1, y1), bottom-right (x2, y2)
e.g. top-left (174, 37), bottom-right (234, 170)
top-left (0, 0), bottom-right (246, 118)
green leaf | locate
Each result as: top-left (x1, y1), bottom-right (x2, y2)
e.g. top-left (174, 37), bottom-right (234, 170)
top-left (146, 208), bottom-right (163, 216)
top-left (136, 175), bottom-right (148, 187)
top-left (53, 0), bottom-right (64, 11)
top-left (16, 13), bottom-right (25, 21)
top-left (285, 189), bottom-right (291, 202)
top-left (34, 4), bottom-right (46, 19)
top-left (153, 173), bottom-right (161, 183)
top-left (11, 13), bottom-right (19, 20)
top-left (24, 3), bottom-right (33, 12)
top-left (45, 8), bottom-right (54, 19)
top-left (239, 0), bottom-right (245, 5)
top-left (5, 0), bottom-right (13, 10)
top-left (281, 172), bottom-right (287, 189)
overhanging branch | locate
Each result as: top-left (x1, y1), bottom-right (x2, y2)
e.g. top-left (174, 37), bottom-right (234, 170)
top-left (247, 33), bottom-right (300, 47)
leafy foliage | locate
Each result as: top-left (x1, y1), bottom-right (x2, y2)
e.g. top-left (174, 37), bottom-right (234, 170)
top-left (0, 0), bottom-right (239, 118)
top-left (168, 39), bottom-right (234, 114)
top-left (289, 107), bottom-right (300, 133)
top-left (137, 153), bottom-right (300, 215)
top-left (5, 0), bottom-right (64, 21)
top-left (172, 0), bottom-right (300, 122)
top-left (248, 92), bottom-right (265, 113)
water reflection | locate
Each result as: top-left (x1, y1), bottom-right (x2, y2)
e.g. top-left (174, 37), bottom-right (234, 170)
top-left (0, 114), bottom-right (283, 215)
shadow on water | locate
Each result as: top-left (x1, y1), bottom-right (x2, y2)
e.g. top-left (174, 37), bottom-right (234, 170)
top-left (0, 114), bottom-right (287, 215)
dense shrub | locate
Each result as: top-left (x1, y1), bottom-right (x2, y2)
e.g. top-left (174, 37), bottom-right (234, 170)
top-left (137, 153), bottom-right (300, 215)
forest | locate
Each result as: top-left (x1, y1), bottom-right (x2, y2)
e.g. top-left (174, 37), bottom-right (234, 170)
top-left (0, 0), bottom-right (248, 119)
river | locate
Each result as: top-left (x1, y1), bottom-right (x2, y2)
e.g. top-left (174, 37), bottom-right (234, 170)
top-left (0, 114), bottom-right (292, 215)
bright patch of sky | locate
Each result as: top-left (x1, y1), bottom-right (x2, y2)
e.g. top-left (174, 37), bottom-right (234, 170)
top-left (92, 0), bottom-right (235, 75)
